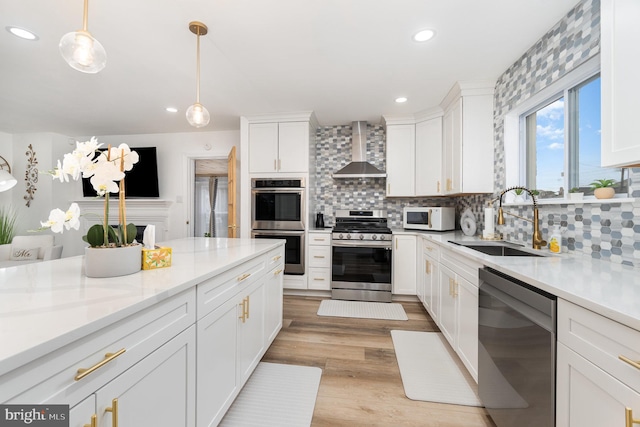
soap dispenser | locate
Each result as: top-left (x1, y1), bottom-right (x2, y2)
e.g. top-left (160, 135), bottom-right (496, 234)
top-left (548, 225), bottom-right (562, 253)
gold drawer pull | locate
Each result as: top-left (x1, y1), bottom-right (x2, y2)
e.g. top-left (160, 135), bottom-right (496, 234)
top-left (84, 414), bottom-right (97, 427)
top-left (75, 348), bottom-right (126, 381)
top-left (314, 255), bottom-right (325, 258)
top-left (313, 238), bottom-right (325, 242)
top-left (105, 398), bottom-right (118, 427)
top-left (274, 269), bottom-right (283, 276)
top-left (425, 260), bottom-right (430, 274)
top-left (619, 355), bottom-right (640, 370)
top-left (272, 255), bottom-right (282, 261)
top-left (313, 278), bottom-right (325, 281)
top-left (237, 273), bottom-right (251, 282)
top-left (626, 408), bottom-right (640, 427)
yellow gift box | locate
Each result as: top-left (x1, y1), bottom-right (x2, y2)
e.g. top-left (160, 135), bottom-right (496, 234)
top-left (142, 246), bottom-right (172, 270)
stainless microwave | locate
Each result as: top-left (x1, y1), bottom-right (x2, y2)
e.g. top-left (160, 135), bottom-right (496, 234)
top-left (251, 178), bottom-right (305, 230)
top-left (403, 207), bottom-right (455, 231)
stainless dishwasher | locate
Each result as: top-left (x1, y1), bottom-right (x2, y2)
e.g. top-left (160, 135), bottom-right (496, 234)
top-left (478, 267), bottom-right (557, 427)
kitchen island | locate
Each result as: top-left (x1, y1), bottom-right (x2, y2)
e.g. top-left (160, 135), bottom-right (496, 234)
top-left (0, 237), bottom-right (285, 427)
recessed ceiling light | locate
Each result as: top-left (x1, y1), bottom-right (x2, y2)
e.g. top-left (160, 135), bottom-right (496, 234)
top-left (413, 29), bottom-right (436, 42)
top-left (6, 26), bottom-right (39, 41)
top-left (166, 107), bottom-right (178, 113)
top-left (395, 97), bottom-right (408, 103)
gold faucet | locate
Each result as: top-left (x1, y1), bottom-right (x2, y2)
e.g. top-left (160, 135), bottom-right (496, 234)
top-left (495, 186), bottom-right (547, 250)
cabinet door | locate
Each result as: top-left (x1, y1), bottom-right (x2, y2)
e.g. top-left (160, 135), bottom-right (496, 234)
top-left (392, 235), bottom-right (417, 295)
top-left (443, 99), bottom-right (462, 194)
top-left (97, 326), bottom-right (196, 427)
top-left (249, 122), bottom-right (279, 173)
top-left (386, 124), bottom-right (416, 197)
top-left (557, 343), bottom-right (640, 427)
top-left (423, 253), bottom-right (439, 320)
top-left (456, 276), bottom-right (478, 382)
top-left (197, 297), bottom-right (240, 427)
top-left (69, 395), bottom-right (96, 427)
top-left (238, 279), bottom-right (267, 384)
top-left (438, 265), bottom-right (457, 348)
top-left (278, 122), bottom-right (309, 173)
top-left (601, 0), bottom-right (640, 167)
top-left (264, 265), bottom-right (284, 345)
top-left (415, 117), bottom-right (443, 196)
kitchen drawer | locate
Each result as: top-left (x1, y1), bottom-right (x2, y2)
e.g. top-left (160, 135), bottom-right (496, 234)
top-left (1, 288), bottom-right (196, 406)
top-left (422, 237), bottom-right (441, 260)
top-left (197, 254), bottom-right (267, 320)
top-left (266, 246), bottom-right (285, 270)
top-left (308, 267), bottom-right (331, 290)
top-left (558, 299), bottom-right (640, 392)
top-left (440, 247), bottom-right (482, 286)
top-left (309, 246), bottom-right (331, 268)
top-left (309, 233), bottom-right (331, 246)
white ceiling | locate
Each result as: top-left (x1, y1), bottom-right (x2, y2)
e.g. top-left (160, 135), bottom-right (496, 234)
top-left (1, 0), bottom-right (579, 136)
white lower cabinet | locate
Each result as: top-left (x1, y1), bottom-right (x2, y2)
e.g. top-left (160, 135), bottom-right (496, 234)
top-left (556, 298), bottom-right (640, 426)
top-left (438, 264), bottom-right (457, 346)
top-left (265, 265), bottom-right (284, 344)
top-left (419, 237), bottom-right (440, 323)
top-left (307, 231), bottom-right (331, 291)
top-left (393, 235), bottom-right (417, 295)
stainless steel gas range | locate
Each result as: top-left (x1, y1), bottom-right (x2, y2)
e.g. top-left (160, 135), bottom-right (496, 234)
top-left (331, 209), bottom-right (392, 303)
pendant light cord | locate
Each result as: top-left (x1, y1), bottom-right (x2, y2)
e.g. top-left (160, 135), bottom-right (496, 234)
top-left (196, 29), bottom-right (201, 104)
top-left (82, 0), bottom-right (89, 32)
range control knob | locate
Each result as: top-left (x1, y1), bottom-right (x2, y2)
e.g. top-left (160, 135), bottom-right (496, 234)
top-left (379, 235), bottom-right (386, 240)
top-left (338, 234), bottom-right (343, 240)
top-left (359, 234), bottom-right (364, 240)
top-left (372, 235), bottom-right (378, 240)
top-left (346, 234), bottom-right (351, 239)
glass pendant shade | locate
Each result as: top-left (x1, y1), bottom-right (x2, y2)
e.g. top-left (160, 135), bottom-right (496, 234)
top-left (186, 103), bottom-right (210, 128)
top-left (60, 30), bottom-right (107, 73)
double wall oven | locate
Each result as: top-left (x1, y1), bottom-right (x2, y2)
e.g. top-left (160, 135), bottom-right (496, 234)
top-left (250, 178), bottom-right (305, 275)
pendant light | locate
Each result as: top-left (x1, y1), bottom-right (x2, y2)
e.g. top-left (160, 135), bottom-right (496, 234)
top-left (59, 0), bottom-right (107, 74)
top-left (186, 21), bottom-right (210, 128)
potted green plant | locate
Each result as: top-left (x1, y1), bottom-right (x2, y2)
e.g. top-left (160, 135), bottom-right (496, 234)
top-left (513, 188), bottom-right (525, 202)
top-left (0, 205), bottom-right (18, 245)
top-left (569, 187), bottom-right (584, 201)
top-left (590, 179), bottom-right (616, 199)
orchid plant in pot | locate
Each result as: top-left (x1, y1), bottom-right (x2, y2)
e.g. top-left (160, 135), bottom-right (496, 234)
top-left (40, 138), bottom-right (142, 277)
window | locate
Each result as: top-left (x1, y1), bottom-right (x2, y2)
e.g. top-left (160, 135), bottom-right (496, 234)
top-left (521, 73), bottom-right (628, 198)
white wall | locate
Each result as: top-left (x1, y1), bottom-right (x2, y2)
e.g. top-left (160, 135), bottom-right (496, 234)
top-left (0, 132), bottom-right (14, 209)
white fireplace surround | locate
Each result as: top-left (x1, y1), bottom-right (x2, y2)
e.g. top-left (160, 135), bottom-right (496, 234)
top-left (75, 199), bottom-right (173, 244)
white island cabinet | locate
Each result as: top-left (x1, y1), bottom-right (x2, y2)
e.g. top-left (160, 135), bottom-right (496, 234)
top-left (0, 237), bottom-right (284, 427)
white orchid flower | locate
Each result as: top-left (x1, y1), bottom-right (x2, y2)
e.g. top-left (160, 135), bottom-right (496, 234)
top-left (75, 137), bottom-right (102, 157)
top-left (50, 159), bottom-right (68, 183)
top-left (106, 144), bottom-right (139, 172)
top-left (90, 161), bottom-right (124, 196)
top-left (41, 208), bottom-right (66, 233)
top-left (64, 203), bottom-right (81, 231)
top-left (61, 152), bottom-right (83, 181)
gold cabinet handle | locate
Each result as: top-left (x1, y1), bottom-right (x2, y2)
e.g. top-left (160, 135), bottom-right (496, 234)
top-left (273, 255), bottom-right (282, 261)
top-left (246, 295), bottom-right (250, 320)
top-left (237, 273), bottom-right (251, 282)
top-left (313, 255), bottom-right (325, 258)
top-left (425, 260), bottom-right (430, 274)
top-left (105, 398), bottom-right (118, 427)
top-left (428, 209), bottom-right (432, 228)
top-left (84, 414), bottom-right (97, 427)
top-left (75, 349), bottom-right (126, 381)
top-left (437, 180), bottom-right (440, 193)
top-left (446, 178), bottom-right (452, 191)
top-left (313, 238), bottom-right (324, 242)
top-left (626, 408), bottom-right (640, 427)
top-left (274, 268), bottom-right (283, 276)
top-left (313, 278), bottom-right (325, 281)
top-left (238, 298), bottom-right (248, 323)
top-left (619, 355), bottom-right (640, 370)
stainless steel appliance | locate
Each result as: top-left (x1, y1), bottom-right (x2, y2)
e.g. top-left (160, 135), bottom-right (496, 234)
top-left (402, 206), bottom-right (455, 231)
top-left (478, 267), bottom-right (557, 427)
top-left (251, 178), bottom-right (305, 230)
top-left (331, 209), bottom-right (392, 303)
top-left (251, 178), bottom-right (305, 275)
top-left (251, 230), bottom-right (305, 275)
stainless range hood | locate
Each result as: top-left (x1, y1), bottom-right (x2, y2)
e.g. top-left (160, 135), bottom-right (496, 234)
top-left (332, 121), bottom-right (386, 178)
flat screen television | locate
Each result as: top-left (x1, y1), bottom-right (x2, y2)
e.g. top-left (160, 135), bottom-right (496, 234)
top-left (81, 146), bottom-right (160, 198)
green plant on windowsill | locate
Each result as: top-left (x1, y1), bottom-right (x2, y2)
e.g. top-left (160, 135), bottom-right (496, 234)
top-left (590, 179), bottom-right (616, 199)
top-left (568, 187), bottom-right (584, 200)
top-left (569, 187), bottom-right (581, 193)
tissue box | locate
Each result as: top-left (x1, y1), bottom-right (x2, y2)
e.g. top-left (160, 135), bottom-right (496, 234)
top-left (142, 246), bottom-right (172, 270)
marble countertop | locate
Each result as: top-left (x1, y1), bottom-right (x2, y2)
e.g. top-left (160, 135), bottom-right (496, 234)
top-left (0, 237), bottom-right (285, 377)
top-left (392, 229), bottom-right (640, 332)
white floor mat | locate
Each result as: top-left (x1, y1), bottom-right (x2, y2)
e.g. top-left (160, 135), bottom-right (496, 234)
top-left (391, 330), bottom-right (483, 406)
top-left (219, 362), bottom-right (322, 427)
top-left (317, 299), bottom-right (408, 320)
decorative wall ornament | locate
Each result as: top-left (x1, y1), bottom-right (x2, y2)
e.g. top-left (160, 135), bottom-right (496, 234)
top-left (23, 144), bottom-right (38, 207)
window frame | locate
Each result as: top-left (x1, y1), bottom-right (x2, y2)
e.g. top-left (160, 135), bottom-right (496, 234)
top-left (502, 54), bottom-right (629, 201)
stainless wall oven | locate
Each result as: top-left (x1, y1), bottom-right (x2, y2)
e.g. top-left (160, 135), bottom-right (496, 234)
top-left (251, 178), bottom-right (305, 230)
top-left (251, 230), bottom-right (305, 275)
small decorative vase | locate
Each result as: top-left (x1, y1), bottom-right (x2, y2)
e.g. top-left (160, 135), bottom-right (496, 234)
top-left (569, 192), bottom-right (584, 201)
top-left (594, 187), bottom-right (615, 199)
top-left (514, 195), bottom-right (525, 203)
top-left (84, 244), bottom-right (142, 278)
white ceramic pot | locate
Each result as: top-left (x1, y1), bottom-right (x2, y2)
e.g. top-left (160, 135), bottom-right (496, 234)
top-left (569, 192), bottom-right (584, 200)
top-left (594, 187), bottom-right (615, 199)
top-left (84, 244), bottom-right (142, 278)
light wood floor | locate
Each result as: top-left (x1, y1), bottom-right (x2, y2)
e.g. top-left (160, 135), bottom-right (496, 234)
top-left (261, 296), bottom-right (497, 427)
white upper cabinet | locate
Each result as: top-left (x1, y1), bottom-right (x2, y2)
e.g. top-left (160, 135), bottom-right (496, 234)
top-left (440, 81), bottom-right (494, 195)
top-left (601, 0), bottom-right (640, 167)
top-left (249, 121), bottom-right (310, 174)
top-left (386, 124), bottom-right (416, 197)
top-left (415, 116), bottom-right (443, 196)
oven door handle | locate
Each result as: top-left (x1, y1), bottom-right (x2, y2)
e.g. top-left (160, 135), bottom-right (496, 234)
top-left (252, 230), bottom-right (305, 236)
top-left (332, 240), bottom-right (392, 249)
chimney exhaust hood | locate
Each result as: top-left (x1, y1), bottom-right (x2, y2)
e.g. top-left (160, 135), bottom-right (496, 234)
top-left (332, 121), bottom-right (386, 178)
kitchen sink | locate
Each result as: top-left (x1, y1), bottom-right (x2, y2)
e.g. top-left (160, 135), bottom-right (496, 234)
top-left (449, 241), bottom-right (545, 257)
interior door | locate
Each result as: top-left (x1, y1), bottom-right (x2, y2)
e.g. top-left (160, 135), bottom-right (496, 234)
top-left (227, 146), bottom-right (238, 238)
